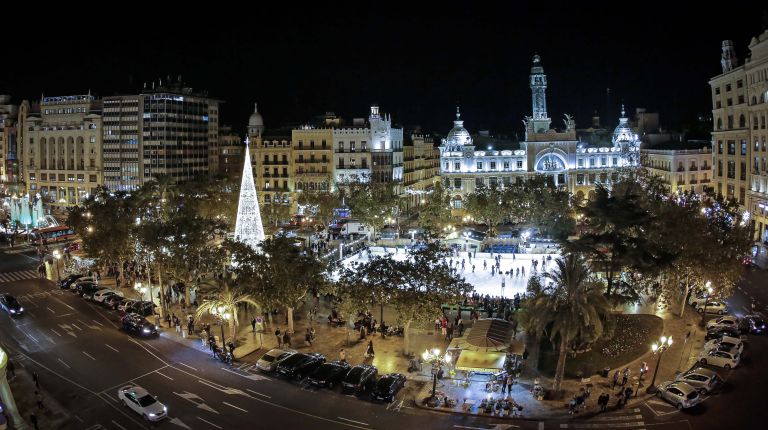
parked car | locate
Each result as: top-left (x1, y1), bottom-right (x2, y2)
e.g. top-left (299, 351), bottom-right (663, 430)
top-left (704, 335), bottom-right (744, 354)
top-left (675, 367), bottom-right (722, 394)
top-left (698, 347), bottom-right (740, 369)
top-left (121, 313), bottom-right (158, 337)
top-left (276, 353), bottom-right (326, 380)
top-left (256, 349), bottom-right (295, 372)
top-left (59, 274), bottom-right (84, 289)
top-left (655, 381), bottom-right (702, 410)
top-left (77, 282), bottom-right (100, 299)
top-left (372, 373), bottom-right (407, 402)
top-left (688, 294), bottom-right (722, 308)
top-left (118, 299), bottom-right (138, 313)
top-left (71, 277), bottom-right (97, 290)
top-left (705, 326), bottom-right (742, 341)
top-left (696, 300), bottom-right (728, 315)
top-left (117, 384), bottom-right (167, 421)
top-left (105, 295), bottom-right (126, 310)
top-left (307, 361), bottom-right (351, 389)
top-left (739, 315), bottom-right (766, 335)
top-left (129, 301), bottom-right (156, 317)
top-left (93, 289), bottom-right (119, 303)
top-left (342, 364), bottom-right (378, 393)
top-left (0, 294), bottom-right (24, 316)
top-left (706, 316), bottom-right (739, 330)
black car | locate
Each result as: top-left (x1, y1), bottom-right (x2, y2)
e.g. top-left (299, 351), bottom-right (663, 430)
top-left (59, 274), bottom-right (84, 289)
top-left (77, 282), bottom-right (100, 299)
top-left (705, 325), bottom-right (741, 341)
top-left (343, 364), bottom-right (378, 393)
top-left (276, 353), bottom-right (326, 380)
top-left (0, 294), bottom-right (24, 316)
top-left (104, 294), bottom-right (125, 309)
top-left (129, 301), bottom-right (156, 317)
top-left (739, 315), bottom-right (767, 335)
top-left (121, 313), bottom-right (158, 337)
top-left (308, 361), bottom-right (351, 389)
top-left (372, 373), bottom-right (406, 402)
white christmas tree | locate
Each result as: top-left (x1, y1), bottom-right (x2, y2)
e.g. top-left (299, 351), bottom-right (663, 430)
top-left (234, 137), bottom-right (265, 250)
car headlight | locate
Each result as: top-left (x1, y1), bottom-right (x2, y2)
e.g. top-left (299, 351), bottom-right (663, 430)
top-left (163, 406), bottom-right (167, 412)
top-left (10, 309), bottom-right (15, 313)
top-left (149, 413), bottom-right (156, 417)
top-left (142, 328), bottom-right (151, 333)
top-left (19, 307), bottom-right (23, 312)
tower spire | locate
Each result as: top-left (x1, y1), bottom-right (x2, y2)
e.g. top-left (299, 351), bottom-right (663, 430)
top-left (528, 53), bottom-right (551, 133)
top-left (234, 137), bottom-right (265, 250)
top-left (456, 105), bottom-right (461, 120)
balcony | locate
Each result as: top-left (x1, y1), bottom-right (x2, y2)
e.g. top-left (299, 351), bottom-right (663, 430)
top-left (701, 165), bottom-right (711, 171)
top-left (295, 159), bottom-right (329, 164)
top-left (678, 181), bottom-right (686, 185)
top-left (280, 173), bottom-right (290, 178)
top-left (689, 166), bottom-right (698, 171)
top-left (689, 179), bottom-right (698, 184)
top-left (262, 160), bottom-right (289, 166)
top-left (677, 167), bottom-right (686, 172)
top-left (700, 179), bottom-right (711, 183)
top-left (295, 171), bottom-right (328, 177)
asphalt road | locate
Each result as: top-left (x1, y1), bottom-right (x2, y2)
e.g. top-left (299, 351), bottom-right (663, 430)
top-left (2, 254), bottom-right (768, 430)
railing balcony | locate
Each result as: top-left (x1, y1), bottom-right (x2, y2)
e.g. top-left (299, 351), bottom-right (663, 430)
top-left (677, 167), bottom-right (686, 172)
top-left (689, 179), bottom-right (698, 184)
top-left (700, 179), bottom-right (711, 183)
top-left (689, 166), bottom-right (698, 171)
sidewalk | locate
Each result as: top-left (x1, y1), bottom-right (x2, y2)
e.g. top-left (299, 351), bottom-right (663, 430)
top-left (6, 355), bottom-right (71, 429)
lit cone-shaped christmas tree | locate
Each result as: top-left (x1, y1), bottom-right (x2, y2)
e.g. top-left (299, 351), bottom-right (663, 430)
top-left (234, 137), bottom-right (265, 250)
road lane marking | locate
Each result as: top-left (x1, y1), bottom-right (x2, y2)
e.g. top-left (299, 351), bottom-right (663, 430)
top-left (222, 401), bottom-right (248, 413)
top-left (24, 331), bottom-right (39, 343)
top-left (197, 417), bottom-right (223, 429)
top-left (105, 344), bottom-right (120, 352)
top-left (246, 388), bottom-right (271, 398)
top-left (71, 323), bottom-right (83, 331)
top-left (83, 351), bottom-right (97, 361)
top-left (156, 371), bottom-right (174, 381)
top-left (338, 417), bottom-right (369, 426)
top-left (92, 319), bottom-right (104, 326)
top-left (73, 414), bottom-right (84, 423)
top-left (57, 358), bottom-right (71, 368)
top-left (47, 307), bottom-right (56, 314)
top-left (177, 362), bottom-right (198, 371)
top-left (50, 328), bottom-right (62, 337)
top-left (220, 367), bottom-right (269, 381)
top-left (111, 420), bottom-right (127, 430)
top-left (591, 414), bottom-right (643, 421)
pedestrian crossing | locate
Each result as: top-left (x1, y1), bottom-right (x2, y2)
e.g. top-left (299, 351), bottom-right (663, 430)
top-left (560, 408), bottom-right (646, 429)
top-left (0, 270), bottom-right (40, 283)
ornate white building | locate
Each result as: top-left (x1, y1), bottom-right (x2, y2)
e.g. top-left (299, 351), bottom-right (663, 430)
top-left (439, 55), bottom-right (640, 205)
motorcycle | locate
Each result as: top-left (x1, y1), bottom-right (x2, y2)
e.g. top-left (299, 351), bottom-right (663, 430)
top-left (216, 349), bottom-right (234, 365)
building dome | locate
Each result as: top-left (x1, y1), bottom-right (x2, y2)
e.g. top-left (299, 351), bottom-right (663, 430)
top-left (248, 103), bottom-right (264, 128)
top-left (612, 105), bottom-right (637, 147)
top-left (446, 107), bottom-right (473, 146)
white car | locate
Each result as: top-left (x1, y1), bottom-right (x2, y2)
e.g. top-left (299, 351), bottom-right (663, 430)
top-left (93, 289), bottom-right (118, 303)
top-left (256, 348), bottom-right (295, 372)
top-left (118, 300), bottom-right (137, 313)
top-left (117, 385), bottom-right (167, 421)
top-left (675, 367), bottom-right (722, 394)
top-left (696, 300), bottom-right (728, 315)
top-left (655, 381), bottom-right (702, 410)
top-left (704, 335), bottom-right (744, 354)
top-left (698, 348), bottom-right (740, 369)
top-left (706, 316), bottom-right (739, 330)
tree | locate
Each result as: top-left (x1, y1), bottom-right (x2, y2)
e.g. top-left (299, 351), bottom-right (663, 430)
top-left (195, 279), bottom-right (260, 342)
top-left (523, 254), bottom-right (610, 392)
top-left (345, 179), bottom-right (398, 241)
top-left (416, 182), bottom-right (453, 236)
top-left (261, 192), bottom-right (292, 234)
top-left (297, 188), bottom-right (342, 231)
top-left (463, 184), bottom-right (508, 237)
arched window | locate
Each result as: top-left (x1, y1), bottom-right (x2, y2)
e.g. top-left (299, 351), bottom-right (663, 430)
top-left (739, 115), bottom-right (746, 128)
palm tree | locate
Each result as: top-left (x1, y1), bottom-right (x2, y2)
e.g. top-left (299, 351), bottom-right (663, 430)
top-left (195, 279), bottom-right (260, 342)
top-left (525, 253), bottom-right (610, 392)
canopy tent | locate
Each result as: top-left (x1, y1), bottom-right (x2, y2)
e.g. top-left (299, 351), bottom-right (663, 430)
top-left (455, 350), bottom-right (507, 373)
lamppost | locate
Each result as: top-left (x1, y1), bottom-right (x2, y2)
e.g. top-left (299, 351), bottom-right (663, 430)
top-left (699, 281), bottom-right (713, 327)
top-left (52, 249), bottom-right (61, 282)
top-left (646, 335), bottom-right (673, 394)
top-left (134, 282), bottom-right (144, 301)
top-left (422, 348), bottom-right (452, 407)
top-left (211, 305), bottom-right (231, 347)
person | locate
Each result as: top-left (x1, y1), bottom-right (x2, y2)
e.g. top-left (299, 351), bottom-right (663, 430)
top-left (275, 328), bottom-right (283, 348)
top-left (35, 390), bottom-right (44, 409)
top-left (33, 371), bottom-right (39, 389)
top-left (506, 374), bottom-right (514, 394)
top-left (623, 386), bottom-right (633, 406)
top-left (339, 348), bottom-right (347, 363)
top-left (621, 367), bottom-right (630, 387)
top-left (599, 392), bottom-right (609, 411)
top-left (251, 317), bottom-right (257, 333)
top-left (612, 370), bottom-right (619, 389)
top-left (365, 340), bottom-right (375, 358)
top-left (305, 328), bottom-right (313, 346)
top-left (30, 413), bottom-right (39, 430)
top-left (359, 324), bottom-right (367, 340)
top-left (283, 330), bottom-right (292, 347)
top-left (457, 318), bottom-right (464, 337)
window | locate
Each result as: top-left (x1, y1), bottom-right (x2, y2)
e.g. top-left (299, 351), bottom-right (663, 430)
top-left (739, 187), bottom-right (746, 204)
top-left (715, 87), bottom-right (721, 95)
top-left (726, 84), bottom-right (731, 92)
top-left (727, 161), bottom-right (735, 179)
top-left (454, 178), bottom-right (461, 188)
top-left (503, 161), bottom-right (509, 169)
top-left (89, 175), bottom-right (96, 182)
top-left (576, 174), bottom-right (584, 185)
top-left (728, 140), bottom-right (735, 155)
top-left (475, 178), bottom-right (484, 187)
top-left (728, 115), bottom-right (734, 128)
top-left (321, 140), bottom-right (327, 149)
top-left (516, 160), bottom-right (523, 169)
top-left (612, 157), bottom-right (618, 166)
top-left (90, 136), bottom-right (96, 143)
top-left (718, 141), bottom-right (723, 154)
top-left (716, 101), bottom-right (722, 109)
top-left (737, 80), bottom-right (743, 88)
top-left (477, 162), bottom-right (483, 170)
top-left (578, 158), bottom-right (584, 168)
top-left (742, 140), bottom-right (747, 155)
top-left (739, 95), bottom-right (745, 104)
top-left (350, 141), bottom-right (356, 152)
top-left (490, 161), bottom-right (496, 170)
top-left (601, 157), bottom-right (607, 166)
top-left (741, 162), bottom-right (746, 180)
top-left (452, 199), bottom-right (462, 209)
top-left (29, 173), bottom-right (36, 181)
top-left (717, 160), bottom-right (723, 177)
top-left (739, 115), bottom-right (746, 128)
top-left (454, 162), bottom-right (460, 170)
top-left (41, 173), bottom-right (47, 181)
top-left (589, 158), bottom-right (596, 167)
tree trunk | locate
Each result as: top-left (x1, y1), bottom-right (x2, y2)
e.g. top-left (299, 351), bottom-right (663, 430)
top-left (157, 263), bottom-right (165, 319)
top-left (403, 320), bottom-right (413, 356)
top-left (287, 306), bottom-right (294, 334)
top-left (553, 335), bottom-right (568, 392)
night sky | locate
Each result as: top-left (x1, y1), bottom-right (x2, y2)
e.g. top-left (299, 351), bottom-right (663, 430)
top-left (2, 3), bottom-right (764, 138)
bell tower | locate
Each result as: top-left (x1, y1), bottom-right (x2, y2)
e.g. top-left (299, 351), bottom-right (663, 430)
top-left (529, 54), bottom-right (551, 133)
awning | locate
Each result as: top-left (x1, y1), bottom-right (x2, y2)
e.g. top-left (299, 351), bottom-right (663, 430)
top-left (455, 350), bottom-right (506, 373)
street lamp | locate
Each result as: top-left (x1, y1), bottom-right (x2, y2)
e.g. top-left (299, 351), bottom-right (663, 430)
top-left (422, 348), bottom-right (452, 407)
top-left (700, 281), bottom-right (713, 327)
top-left (134, 282), bottom-right (144, 301)
top-left (646, 335), bottom-right (673, 394)
top-left (211, 305), bottom-right (231, 348)
top-left (52, 249), bottom-right (61, 281)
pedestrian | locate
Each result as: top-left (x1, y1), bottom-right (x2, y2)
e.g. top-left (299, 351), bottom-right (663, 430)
top-left (251, 317), bottom-right (257, 333)
top-left (30, 413), bottom-right (39, 430)
top-left (283, 330), bottom-right (292, 347)
top-left (457, 318), bottom-right (464, 337)
top-left (359, 324), bottom-right (367, 340)
top-left (6, 360), bottom-right (15, 380)
top-left (612, 370), bottom-right (619, 389)
top-left (339, 348), bottom-right (347, 363)
top-left (365, 340), bottom-right (375, 358)
top-left (305, 328), bottom-right (313, 346)
top-left (472, 264), bottom-right (475, 272)
top-left (33, 371), bottom-right (39, 389)
top-left (35, 390), bottom-right (44, 409)
top-left (621, 367), bottom-right (630, 387)
top-left (506, 374), bottom-right (514, 393)
top-left (623, 386), bottom-right (633, 405)
top-left (227, 341), bottom-right (235, 357)
top-left (275, 328), bottom-right (283, 348)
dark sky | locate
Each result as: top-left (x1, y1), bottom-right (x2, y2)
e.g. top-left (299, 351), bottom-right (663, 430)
top-left (2, 3), bottom-right (764, 137)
